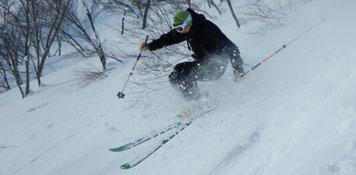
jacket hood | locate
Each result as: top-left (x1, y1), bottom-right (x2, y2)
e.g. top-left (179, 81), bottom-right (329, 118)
top-left (187, 8), bottom-right (206, 32)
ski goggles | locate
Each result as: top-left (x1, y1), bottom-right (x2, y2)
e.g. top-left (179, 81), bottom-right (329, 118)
top-left (173, 14), bottom-right (192, 33)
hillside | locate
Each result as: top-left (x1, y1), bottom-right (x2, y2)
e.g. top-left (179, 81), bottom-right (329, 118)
top-left (1, 0), bottom-right (356, 175)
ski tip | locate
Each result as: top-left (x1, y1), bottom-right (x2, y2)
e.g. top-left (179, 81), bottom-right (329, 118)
top-left (120, 163), bottom-right (132, 169)
top-left (109, 148), bottom-right (127, 152)
top-left (109, 148), bottom-right (117, 152)
top-left (109, 147), bottom-right (126, 152)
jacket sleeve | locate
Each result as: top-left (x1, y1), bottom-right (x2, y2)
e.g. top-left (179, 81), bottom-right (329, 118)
top-left (208, 22), bottom-right (244, 73)
top-left (148, 29), bottom-right (187, 51)
top-left (227, 43), bottom-right (244, 73)
top-left (213, 25), bottom-right (244, 73)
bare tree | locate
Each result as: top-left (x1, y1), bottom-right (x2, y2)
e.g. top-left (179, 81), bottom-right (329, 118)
top-left (208, 0), bottom-right (222, 15)
top-left (121, 9), bottom-right (127, 35)
top-left (81, 0), bottom-right (107, 70)
top-left (0, 27), bottom-right (25, 98)
top-left (62, 0), bottom-right (109, 71)
top-left (0, 0), bottom-right (32, 95)
top-left (142, 0), bottom-right (151, 29)
top-left (226, 0), bottom-right (240, 28)
top-left (0, 0), bottom-right (28, 97)
top-left (17, 0), bottom-right (33, 95)
top-left (241, 0), bottom-right (291, 30)
top-left (30, 0), bottom-right (71, 86)
top-left (0, 59), bottom-right (11, 91)
top-left (135, 0), bottom-right (143, 16)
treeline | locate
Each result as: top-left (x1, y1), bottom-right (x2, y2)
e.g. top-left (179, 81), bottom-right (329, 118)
top-left (0, 0), bottom-right (102, 97)
top-left (0, 0), bottom-right (235, 98)
top-left (1, 0), bottom-right (298, 98)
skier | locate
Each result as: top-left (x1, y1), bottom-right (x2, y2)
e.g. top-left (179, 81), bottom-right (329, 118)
top-left (140, 8), bottom-right (245, 100)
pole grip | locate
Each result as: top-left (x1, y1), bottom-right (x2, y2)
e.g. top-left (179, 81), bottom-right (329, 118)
top-left (144, 35), bottom-right (149, 43)
top-left (132, 35), bottom-right (149, 70)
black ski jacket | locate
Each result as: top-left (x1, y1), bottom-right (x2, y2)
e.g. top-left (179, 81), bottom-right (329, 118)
top-left (148, 8), bottom-right (241, 70)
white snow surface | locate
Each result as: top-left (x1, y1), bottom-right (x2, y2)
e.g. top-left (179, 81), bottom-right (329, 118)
top-left (1, 0), bottom-right (356, 175)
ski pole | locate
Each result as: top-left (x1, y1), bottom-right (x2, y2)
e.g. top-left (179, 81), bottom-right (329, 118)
top-left (242, 20), bottom-right (324, 77)
top-left (117, 35), bottom-right (149, 99)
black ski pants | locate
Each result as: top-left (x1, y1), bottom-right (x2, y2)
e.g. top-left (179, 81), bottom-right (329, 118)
top-left (168, 56), bottom-right (229, 100)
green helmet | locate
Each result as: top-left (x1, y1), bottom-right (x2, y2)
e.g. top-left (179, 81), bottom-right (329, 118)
top-left (173, 10), bottom-right (193, 28)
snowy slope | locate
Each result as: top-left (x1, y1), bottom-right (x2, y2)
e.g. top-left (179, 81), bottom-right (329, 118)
top-left (1, 0), bottom-right (356, 175)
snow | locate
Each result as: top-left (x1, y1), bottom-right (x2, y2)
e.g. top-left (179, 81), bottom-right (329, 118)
top-left (1, 0), bottom-right (356, 175)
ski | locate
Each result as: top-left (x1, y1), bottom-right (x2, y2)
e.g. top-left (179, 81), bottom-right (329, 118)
top-left (119, 106), bottom-right (216, 169)
top-left (120, 122), bottom-right (191, 169)
top-left (110, 122), bottom-right (183, 152)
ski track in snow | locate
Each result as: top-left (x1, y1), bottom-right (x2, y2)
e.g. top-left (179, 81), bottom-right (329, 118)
top-left (208, 129), bottom-right (262, 175)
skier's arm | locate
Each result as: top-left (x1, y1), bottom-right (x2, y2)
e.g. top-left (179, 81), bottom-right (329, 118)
top-left (148, 30), bottom-right (186, 51)
top-left (213, 27), bottom-right (245, 74)
top-left (228, 44), bottom-right (243, 71)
